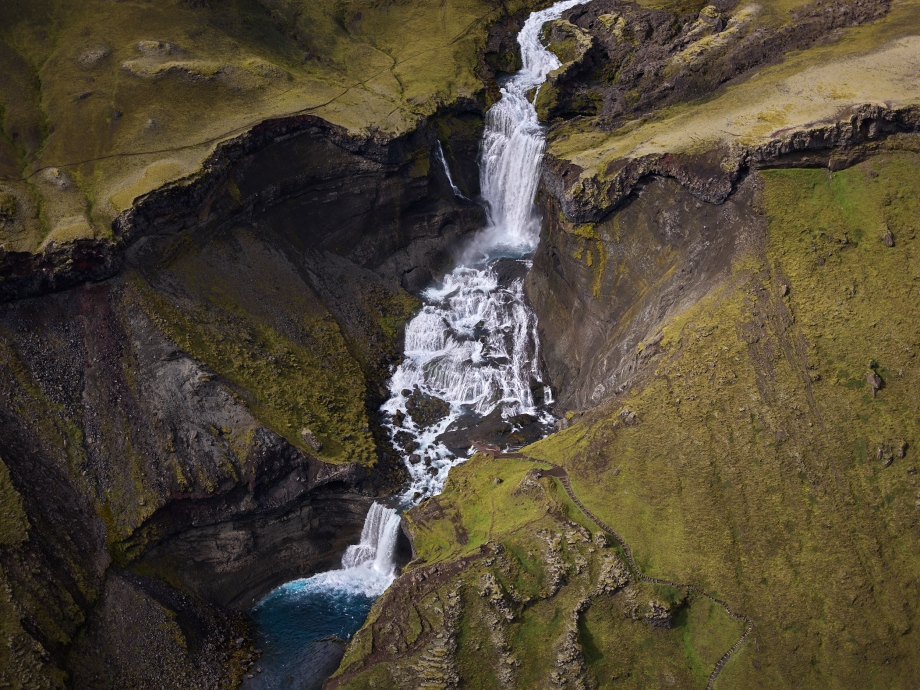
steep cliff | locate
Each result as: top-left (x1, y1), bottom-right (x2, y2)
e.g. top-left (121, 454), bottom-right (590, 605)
top-left (0, 104), bottom-right (491, 688)
top-left (329, 0), bottom-right (920, 687)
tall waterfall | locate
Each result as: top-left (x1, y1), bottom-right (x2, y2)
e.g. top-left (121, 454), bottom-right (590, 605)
top-left (383, 0), bottom-right (586, 502)
top-left (474, 0), bottom-right (587, 255)
top-left (248, 2), bottom-right (586, 685)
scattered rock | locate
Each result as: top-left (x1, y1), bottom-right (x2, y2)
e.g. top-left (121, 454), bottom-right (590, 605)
top-left (405, 386), bottom-right (450, 427)
top-left (491, 257), bottom-right (530, 284)
top-left (882, 230), bottom-right (895, 247)
top-left (300, 427), bottom-right (323, 451)
top-left (493, 477), bottom-right (503, 484)
top-left (645, 598), bottom-right (683, 628)
top-left (508, 413), bottom-right (537, 427)
top-left (41, 168), bottom-right (71, 190)
top-left (77, 45), bottom-right (110, 67)
top-left (877, 444), bottom-right (894, 467)
top-left (866, 370), bottom-right (883, 398)
top-left (781, 283), bottom-right (789, 296)
top-left (137, 40), bottom-right (181, 57)
top-left (408, 453), bottom-right (421, 465)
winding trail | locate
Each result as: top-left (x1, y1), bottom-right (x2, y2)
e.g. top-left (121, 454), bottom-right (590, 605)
top-left (473, 442), bottom-right (755, 690)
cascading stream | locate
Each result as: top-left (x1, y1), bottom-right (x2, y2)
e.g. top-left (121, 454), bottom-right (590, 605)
top-left (245, 2), bottom-right (587, 686)
top-left (383, 0), bottom-right (586, 502)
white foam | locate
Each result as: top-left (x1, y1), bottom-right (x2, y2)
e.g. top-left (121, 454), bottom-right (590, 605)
top-left (269, 503), bottom-right (402, 600)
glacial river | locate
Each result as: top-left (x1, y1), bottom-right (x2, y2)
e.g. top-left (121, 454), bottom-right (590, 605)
top-left (244, 2), bottom-right (588, 687)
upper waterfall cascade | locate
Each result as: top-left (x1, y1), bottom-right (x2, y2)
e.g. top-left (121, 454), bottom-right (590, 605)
top-left (383, 0), bottom-right (587, 502)
top-left (248, 2), bottom-right (587, 685)
top-left (476, 0), bottom-right (587, 254)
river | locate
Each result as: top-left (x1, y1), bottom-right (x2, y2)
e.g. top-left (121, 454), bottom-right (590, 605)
top-left (243, 2), bottom-right (587, 687)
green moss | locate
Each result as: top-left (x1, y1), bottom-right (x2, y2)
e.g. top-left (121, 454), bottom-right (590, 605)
top-left (526, 152), bottom-right (920, 687)
top-left (130, 275), bottom-right (375, 465)
top-left (0, 455), bottom-right (28, 546)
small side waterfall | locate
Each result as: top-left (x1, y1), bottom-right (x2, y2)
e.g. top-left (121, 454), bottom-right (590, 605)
top-left (435, 141), bottom-right (466, 198)
top-left (247, 1), bottom-right (587, 685)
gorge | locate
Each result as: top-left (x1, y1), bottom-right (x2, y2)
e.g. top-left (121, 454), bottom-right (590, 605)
top-left (1, 0), bottom-right (920, 688)
top-left (247, 4), bottom-right (586, 684)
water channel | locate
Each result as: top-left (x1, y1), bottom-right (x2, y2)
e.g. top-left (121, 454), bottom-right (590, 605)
top-left (244, 2), bottom-right (588, 686)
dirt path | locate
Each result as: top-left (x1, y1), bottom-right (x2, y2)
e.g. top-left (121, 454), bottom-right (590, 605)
top-left (474, 444), bottom-right (754, 690)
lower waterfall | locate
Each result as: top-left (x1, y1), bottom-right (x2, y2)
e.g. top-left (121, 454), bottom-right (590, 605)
top-left (244, 1), bottom-right (587, 686)
top-left (243, 503), bottom-right (400, 689)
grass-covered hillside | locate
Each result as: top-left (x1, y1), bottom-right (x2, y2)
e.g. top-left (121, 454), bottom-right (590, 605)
top-left (328, 454), bottom-right (748, 689)
top-left (0, 0), bottom-right (538, 254)
top-left (526, 150), bottom-right (920, 687)
top-left (334, 147), bottom-right (920, 688)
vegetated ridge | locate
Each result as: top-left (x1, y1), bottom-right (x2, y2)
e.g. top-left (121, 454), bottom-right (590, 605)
top-left (329, 0), bottom-right (920, 687)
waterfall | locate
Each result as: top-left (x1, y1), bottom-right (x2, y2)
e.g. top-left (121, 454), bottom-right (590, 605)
top-left (245, 503), bottom-right (401, 689)
top-left (382, 0), bottom-right (587, 502)
top-left (248, 3), bottom-right (587, 684)
top-left (340, 503), bottom-right (402, 581)
top-left (292, 502), bottom-right (402, 598)
top-left (435, 141), bottom-right (466, 198)
top-left (474, 0), bottom-right (588, 255)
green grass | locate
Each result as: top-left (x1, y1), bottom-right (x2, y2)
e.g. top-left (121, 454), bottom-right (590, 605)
top-left (0, 0), bottom-right (544, 253)
top-left (525, 151), bottom-right (920, 688)
top-left (335, 453), bottom-right (744, 688)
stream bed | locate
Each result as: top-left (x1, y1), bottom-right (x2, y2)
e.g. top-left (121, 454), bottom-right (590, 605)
top-left (242, 2), bottom-right (588, 687)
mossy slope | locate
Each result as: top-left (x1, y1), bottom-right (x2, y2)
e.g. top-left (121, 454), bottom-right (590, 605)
top-left (328, 455), bottom-right (744, 689)
top-left (526, 151), bottom-right (920, 688)
top-left (0, 0), bottom-right (541, 252)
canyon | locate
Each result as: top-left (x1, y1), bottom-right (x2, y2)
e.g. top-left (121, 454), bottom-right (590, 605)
top-left (1, 0), bottom-right (919, 688)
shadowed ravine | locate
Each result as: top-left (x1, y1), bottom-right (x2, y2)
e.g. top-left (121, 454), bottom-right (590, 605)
top-left (243, 2), bottom-right (590, 686)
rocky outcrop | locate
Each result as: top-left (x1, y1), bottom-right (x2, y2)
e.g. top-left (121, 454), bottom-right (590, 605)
top-left (0, 98), bottom-right (489, 688)
top-left (545, 104), bottom-right (920, 225)
top-left (540, 0), bottom-right (891, 127)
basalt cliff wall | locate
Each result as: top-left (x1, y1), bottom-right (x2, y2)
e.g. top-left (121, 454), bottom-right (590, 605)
top-left (0, 102), bottom-right (485, 689)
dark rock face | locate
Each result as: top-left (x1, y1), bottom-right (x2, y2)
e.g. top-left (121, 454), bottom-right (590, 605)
top-left (0, 102), bottom-right (488, 688)
top-left (0, 104), bottom-right (486, 305)
top-left (527, 175), bottom-right (762, 412)
top-left (541, 0), bottom-right (892, 127)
